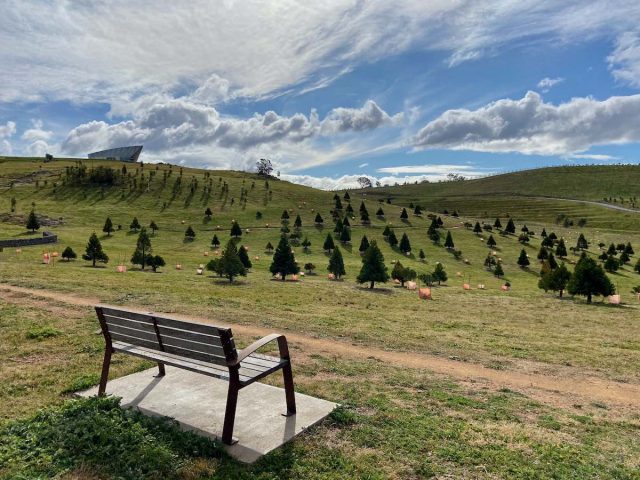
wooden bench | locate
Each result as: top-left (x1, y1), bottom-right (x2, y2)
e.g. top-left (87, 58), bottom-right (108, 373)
top-left (95, 305), bottom-right (296, 445)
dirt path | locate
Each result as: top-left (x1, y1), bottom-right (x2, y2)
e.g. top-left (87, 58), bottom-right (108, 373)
top-left (2, 283), bottom-right (639, 413)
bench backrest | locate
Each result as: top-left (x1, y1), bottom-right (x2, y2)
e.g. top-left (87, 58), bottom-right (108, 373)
top-left (96, 305), bottom-right (237, 366)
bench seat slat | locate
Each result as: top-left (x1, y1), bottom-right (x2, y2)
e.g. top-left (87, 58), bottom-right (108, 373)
top-left (112, 342), bottom-right (251, 381)
top-left (100, 306), bottom-right (227, 337)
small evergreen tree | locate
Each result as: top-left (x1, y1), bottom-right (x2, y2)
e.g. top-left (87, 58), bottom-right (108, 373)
top-left (357, 241), bottom-right (389, 289)
top-left (444, 231), bottom-right (454, 249)
top-left (576, 234), bottom-right (588, 251)
top-left (270, 236), bottom-right (299, 281)
top-left (219, 240), bottom-right (247, 282)
top-left (334, 218), bottom-right (343, 234)
top-left (294, 215), bottom-right (302, 230)
top-left (323, 233), bottom-right (335, 252)
top-left (184, 225), bottom-right (196, 241)
top-left (359, 235), bottom-right (370, 254)
top-left (301, 237), bottom-right (311, 252)
top-left (147, 255), bottom-right (166, 272)
top-left (568, 254), bottom-right (615, 303)
top-left (399, 233), bottom-right (411, 253)
top-left (547, 252), bottom-right (558, 270)
top-left (61, 246), bottom-right (77, 261)
top-left (342, 217), bottom-right (351, 229)
top-left (473, 222), bottom-right (482, 234)
top-left (130, 217), bottom-right (140, 232)
top-left (83, 233), bottom-right (108, 267)
top-left (494, 218), bottom-right (502, 229)
top-left (556, 238), bottom-right (567, 257)
top-left (548, 263), bottom-right (571, 297)
top-left (493, 261), bottom-right (504, 278)
top-left (359, 201), bottom-right (366, 213)
top-left (102, 217), bottom-right (114, 236)
top-left (131, 228), bottom-right (152, 270)
top-left (382, 225), bottom-right (391, 238)
top-left (344, 192), bottom-right (351, 201)
top-left (635, 257), bottom-right (640, 274)
top-left (517, 249), bottom-right (530, 268)
top-left (419, 249), bottom-right (426, 262)
top-left (265, 241), bottom-right (274, 252)
top-left (346, 203), bottom-right (354, 215)
top-left (376, 207), bottom-right (385, 217)
top-left (281, 210), bottom-right (290, 222)
top-left (607, 243), bottom-right (617, 256)
top-left (212, 234), bottom-right (221, 248)
top-left (391, 261), bottom-right (416, 286)
top-left (230, 222), bottom-right (242, 238)
top-left (340, 227), bottom-right (351, 244)
top-left (432, 262), bottom-right (448, 285)
top-left (624, 242), bottom-right (634, 255)
top-left (505, 218), bottom-right (516, 234)
top-left (304, 262), bottom-right (316, 274)
top-left (205, 207), bottom-right (213, 219)
top-left (327, 247), bottom-right (346, 279)
top-left (604, 255), bottom-right (619, 272)
top-left (486, 235), bottom-right (497, 248)
top-left (537, 246), bottom-right (549, 261)
top-left (26, 210), bottom-right (40, 232)
top-left (429, 227), bottom-right (441, 244)
top-left (620, 251), bottom-right (630, 265)
top-left (149, 220), bottom-right (158, 235)
top-left (238, 245), bottom-right (252, 269)
top-left (388, 230), bottom-right (398, 247)
top-left (334, 197), bottom-right (343, 210)
top-left (400, 208), bottom-right (409, 220)
top-left (413, 205), bottom-right (422, 215)
top-left (541, 228), bottom-right (547, 238)
top-left (314, 213), bottom-right (324, 225)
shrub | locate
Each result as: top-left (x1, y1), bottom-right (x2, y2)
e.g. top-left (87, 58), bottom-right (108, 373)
top-left (26, 326), bottom-right (62, 340)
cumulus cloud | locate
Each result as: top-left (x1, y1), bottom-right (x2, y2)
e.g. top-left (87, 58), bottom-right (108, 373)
top-left (413, 91), bottom-right (640, 156)
top-left (0, 120), bottom-right (16, 139)
top-left (536, 77), bottom-right (564, 92)
top-left (281, 170), bottom-right (489, 191)
top-left (376, 164), bottom-right (486, 175)
top-left (62, 98), bottom-right (399, 157)
top-left (608, 31), bottom-right (640, 87)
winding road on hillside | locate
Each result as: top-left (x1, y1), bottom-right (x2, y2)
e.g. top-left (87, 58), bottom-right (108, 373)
top-left (534, 196), bottom-right (640, 214)
top-left (2, 283), bottom-right (639, 416)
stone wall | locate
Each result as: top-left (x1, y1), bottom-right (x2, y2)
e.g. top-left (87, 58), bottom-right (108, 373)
top-left (0, 231), bottom-right (58, 248)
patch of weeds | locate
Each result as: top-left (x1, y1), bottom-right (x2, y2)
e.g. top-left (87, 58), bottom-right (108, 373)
top-left (538, 414), bottom-right (562, 431)
top-left (0, 396), bottom-right (223, 479)
top-left (26, 326), bottom-right (62, 340)
top-left (328, 404), bottom-right (359, 426)
top-left (61, 374), bottom-right (100, 394)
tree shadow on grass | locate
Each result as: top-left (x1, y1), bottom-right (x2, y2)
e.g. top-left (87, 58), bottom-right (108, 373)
top-left (354, 286), bottom-right (394, 295)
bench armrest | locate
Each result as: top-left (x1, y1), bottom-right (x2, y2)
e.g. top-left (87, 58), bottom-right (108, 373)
top-left (229, 333), bottom-right (290, 367)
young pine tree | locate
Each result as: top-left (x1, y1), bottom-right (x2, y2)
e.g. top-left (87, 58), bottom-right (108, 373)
top-left (419, 249), bottom-right (426, 262)
top-left (517, 249), bottom-right (530, 268)
top-left (388, 230), bottom-right (398, 247)
top-left (237, 245), bottom-right (252, 269)
top-left (149, 220), bottom-right (158, 235)
top-left (26, 210), bottom-right (40, 232)
top-left (130, 217), bottom-right (140, 232)
top-left (314, 213), bottom-right (324, 225)
top-left (102, 217), bottom-right (114, 236)
top-left (494, 218), bottom-right (502, 229)
top-left (391, 261), bottom-right (416, 286)
top-left (493, 261), bottom-right (504, 278)
top-left (399, 233), bottom-right (411, 253)
top-left (473, 221), bottom-right (482, 234)
top-left (61, 246), bottom-right (77, 261)
top-left (432, 262), bottom-right (448, 285)
top-left (357, 241), bottom-right (389, 289)
top-left (359, 235), bottom-right (370, 254)
top-left (444, 231), bottom-right (454, 249)
top-left (556, 238), bottom-right (567, 257)
top-left (83, 233), bottom-right (109, 267)
top-left (265, 241), bottom-right (274, 253)
top-left (505, 218), bottom-right (516, 234)
top-left (486, 235), bottom-right (497, 248)
top-left (327, 246), bottom-right (346, 279)
top-left (220, 240), bottom-right (247, 283)
top-left (400, 208), bottom-right (409, 220)
top-left (568, 254), bottom-right (614, 303)
top-left (184, 225), bottom-right (196, 241)
top-left (269, 236), bottom-right (299, 281)
top-left (230, 222), bottom-right (242, 238)
top-left (147, 255), bottom-right (166, 272)
top-left (323, 233), bottom-right (335, 252)
top-left (131, 228), bottom-right (152, 270)
top-left (211, 234), bottom-right (221, 248)
top-left (339, 227), bottom-right (351, 244)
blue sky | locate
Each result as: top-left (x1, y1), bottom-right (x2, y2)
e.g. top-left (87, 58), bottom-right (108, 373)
top-left (2, 1), bottom-right (640, 189)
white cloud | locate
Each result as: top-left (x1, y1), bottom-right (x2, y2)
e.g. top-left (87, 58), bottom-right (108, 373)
top-left (376, 164), bottom-right (484, 175)
top-left (413, 91), bottom-right (640, 156)
top-left (536, 77), bottom-right (564, 92)
top-left (61, 98), bottom-right (401, 164)
top-left (2, 1), bottom-right (640, 104)
top-left (608, 31), bottom-right (640, 87)
top-left (358, 162), bottom-right (369, 168)
top-left (281, 171), bottom-right (489, 190)
top-left (0, 121), bottom-right (16, 138)
top-left (567, 153), bottom-right (620, 161)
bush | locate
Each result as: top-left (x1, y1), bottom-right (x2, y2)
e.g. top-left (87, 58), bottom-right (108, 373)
top-left (0, 396), bottom-right (221, 479)
top-left (26, 326), bottom-right (61, 340)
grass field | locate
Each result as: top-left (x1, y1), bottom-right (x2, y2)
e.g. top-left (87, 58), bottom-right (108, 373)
top-left (1, 157), bottom-right (639, 479)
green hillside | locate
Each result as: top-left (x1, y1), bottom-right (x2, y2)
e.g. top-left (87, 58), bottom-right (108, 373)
top-left (356, 165), bottom-right (640, 230)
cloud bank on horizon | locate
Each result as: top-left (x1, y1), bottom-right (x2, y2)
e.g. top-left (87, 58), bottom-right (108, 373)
top-left (2, 0), bottom-right (640, 189)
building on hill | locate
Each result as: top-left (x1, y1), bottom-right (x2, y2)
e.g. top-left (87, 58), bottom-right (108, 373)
top-left (88, 145), bottom-right (143, 162)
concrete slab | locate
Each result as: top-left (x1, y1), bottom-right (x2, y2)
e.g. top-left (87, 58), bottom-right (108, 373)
top-left (77, 366), bottom-right (337, 463)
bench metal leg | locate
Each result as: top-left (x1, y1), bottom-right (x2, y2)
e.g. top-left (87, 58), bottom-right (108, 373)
top-left (222, 380), bottom-right (239, 445)
top-left (156, 362), bottom-right (166, 377)
top-left (98, 349), bottom-right (112, 396)
top-left (282, 363), bottom-right (296, 415)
